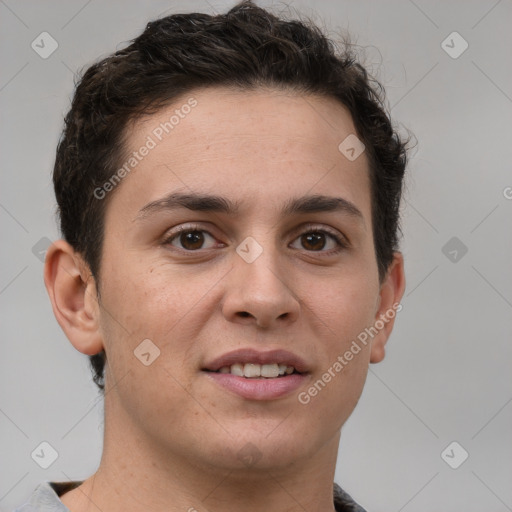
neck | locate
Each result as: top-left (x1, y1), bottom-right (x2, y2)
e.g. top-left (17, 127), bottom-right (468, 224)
top-left (62, 394), bottom-right (340, 512)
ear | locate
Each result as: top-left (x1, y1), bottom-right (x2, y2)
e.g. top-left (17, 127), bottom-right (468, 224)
top-left (370, 251), bottom-right (406, 364)
top-left (44, 239), bottom-right (104, 356)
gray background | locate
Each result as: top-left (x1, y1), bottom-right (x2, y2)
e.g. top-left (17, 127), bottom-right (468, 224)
top-left (1, 1), bottom-right (511, 511)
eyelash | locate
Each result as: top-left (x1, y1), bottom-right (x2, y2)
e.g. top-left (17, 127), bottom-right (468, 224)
top-left (162, 223), bottom-right (348, 255)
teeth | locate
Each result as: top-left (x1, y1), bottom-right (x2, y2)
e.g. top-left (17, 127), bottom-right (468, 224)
top-left (243, 363), bottom-right (261, 378)
top-left (260, 364), bottom-right (279, 378)
top-left (216, 363), bottom-right (296, 378)
top-left (230, 363), bottom-right (244, 376)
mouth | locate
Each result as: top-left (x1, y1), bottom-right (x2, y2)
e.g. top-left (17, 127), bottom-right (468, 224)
top-left (202, 348), bottom-right (309, 375)
top-left (202, 348), bottom-right (309, 400)
top-left (207, 362), bottom-right (300, 378)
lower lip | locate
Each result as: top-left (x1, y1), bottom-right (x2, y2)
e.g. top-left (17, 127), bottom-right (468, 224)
top-left (204, 372), bottom-right (307, 400)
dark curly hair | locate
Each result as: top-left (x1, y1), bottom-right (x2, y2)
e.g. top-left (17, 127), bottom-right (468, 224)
top-left (53, 0), bottom-right (412, 393)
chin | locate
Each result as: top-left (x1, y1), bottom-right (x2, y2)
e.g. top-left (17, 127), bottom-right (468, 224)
top-left (200, 424), bottom-right (319, 472)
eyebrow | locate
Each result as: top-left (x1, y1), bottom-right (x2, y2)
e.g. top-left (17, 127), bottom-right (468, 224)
top-left (135, 192), bottom-right (364, 224)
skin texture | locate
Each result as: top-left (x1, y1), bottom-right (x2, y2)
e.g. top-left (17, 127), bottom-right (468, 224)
top-left (45, 87), bottom-right (405, 512)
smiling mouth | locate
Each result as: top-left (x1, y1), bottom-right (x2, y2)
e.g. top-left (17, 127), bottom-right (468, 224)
top-left (204, 363), bottom-right (302, 378)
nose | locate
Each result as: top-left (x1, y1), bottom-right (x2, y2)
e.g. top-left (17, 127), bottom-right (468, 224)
top-left (221, 244), bottom-right (300, 329)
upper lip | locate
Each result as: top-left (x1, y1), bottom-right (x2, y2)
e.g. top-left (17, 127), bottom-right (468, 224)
top-left (202, 348), bottom-right (310, 374)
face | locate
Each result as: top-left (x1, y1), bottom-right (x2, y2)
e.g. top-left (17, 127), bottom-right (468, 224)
top-left (92, 87), bottom-right (393, 473)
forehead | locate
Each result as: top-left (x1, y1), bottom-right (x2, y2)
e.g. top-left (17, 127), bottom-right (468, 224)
top-left (109, 87), bottom-right (371, 222)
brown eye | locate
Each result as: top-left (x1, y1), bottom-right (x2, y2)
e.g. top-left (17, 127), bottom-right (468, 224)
top-left (165, 228), bottom-right (217, 251)
top-left (301, 232), bottom-right (327, 251)
top-left (290, 228), bottom-right (346, 254)
top-left (179, 230), bottom-right (205, 250)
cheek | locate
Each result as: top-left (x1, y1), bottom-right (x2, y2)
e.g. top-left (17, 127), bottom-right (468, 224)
top-left (306, 269), bottom-right (379, 340)
top-left (100, 254), bottom-right (189, 327)
top-left (301, 352), bottom-right (370, 434)
top-left (96, 263), bottom-right (205, 434)
top-left (299, 271), bottom-right (377, 414)
top-left (97, 258), bottom-right (220, 371)
top-left (299, 281), bottom-right (375, 423)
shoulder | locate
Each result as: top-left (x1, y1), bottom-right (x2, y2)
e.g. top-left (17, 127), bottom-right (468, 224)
top-left (12, 481), bottom-right (82, 512)
top-left (333, 483), bottom-right (367, 512)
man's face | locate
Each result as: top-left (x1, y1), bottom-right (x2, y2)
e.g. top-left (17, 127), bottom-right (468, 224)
top-left (95, 87), bottom-right (387, 471)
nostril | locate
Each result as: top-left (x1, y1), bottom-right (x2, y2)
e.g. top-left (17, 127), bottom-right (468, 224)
top-left (238, 311), bottom-right (251, 318)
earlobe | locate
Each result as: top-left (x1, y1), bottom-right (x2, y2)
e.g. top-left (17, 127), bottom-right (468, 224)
top-left (370, 252), bottom-right (406, 363)
top-left (44, 239), bottom-right (104, 356)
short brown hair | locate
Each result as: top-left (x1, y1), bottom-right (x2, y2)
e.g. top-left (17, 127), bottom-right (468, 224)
top-left (53, 0), bottom-right (412, 393)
